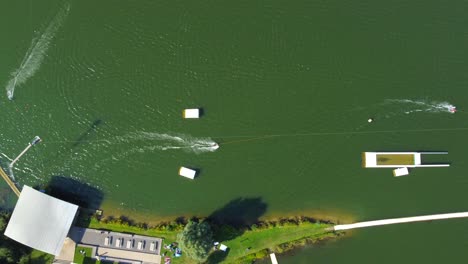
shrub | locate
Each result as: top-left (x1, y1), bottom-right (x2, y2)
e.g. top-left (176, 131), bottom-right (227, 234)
top-left (177, 220), bottom-right (214, 262)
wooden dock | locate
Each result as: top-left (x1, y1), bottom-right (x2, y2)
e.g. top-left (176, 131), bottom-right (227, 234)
top-left (0, 166), bottom-right (20, 197)
top-left (334, 211), bottom-right (468, 231)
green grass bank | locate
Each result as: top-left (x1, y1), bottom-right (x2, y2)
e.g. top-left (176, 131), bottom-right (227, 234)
top-left (76, 215), bottom-right (340, 264)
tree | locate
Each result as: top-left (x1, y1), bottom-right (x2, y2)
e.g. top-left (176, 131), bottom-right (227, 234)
top-left (177, 220), bottom-right (214, 262)
top-left (0, 247), bottom-right (15, 263)
top-left (0, 211), bottom-right (32, 263)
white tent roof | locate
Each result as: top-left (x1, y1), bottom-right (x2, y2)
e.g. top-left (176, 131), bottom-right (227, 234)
top-left (4, 185), bottom-right (78, 256)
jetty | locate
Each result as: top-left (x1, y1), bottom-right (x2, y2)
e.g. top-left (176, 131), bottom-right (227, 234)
top-left (362, 152), bottom-right (450, 168)
top-left (334, 211), bottom-right (468, 231)
top-left (0, 166), bottom-right (20, 197)
top-left (270, 253), bottom-right (279, 264)
top-left (10, 136), bottom-right (41, 168)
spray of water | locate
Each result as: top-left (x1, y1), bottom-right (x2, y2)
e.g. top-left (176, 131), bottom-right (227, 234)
top-left (123, 132), bottom-right (219, 154)
top-left (385, 99), bottom-right (456, 114)
top-left (5, 3), bottom-right (70, 100)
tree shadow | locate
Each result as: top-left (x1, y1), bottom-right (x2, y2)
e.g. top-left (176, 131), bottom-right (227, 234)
top-left (205, 197), bottom-right (267, 264)
top-left (206, 248), bottom-right (230, 264)
top-left (29, 253), bottom-right (54, 264)
top-left (208, 197), bottom-right (267, 228)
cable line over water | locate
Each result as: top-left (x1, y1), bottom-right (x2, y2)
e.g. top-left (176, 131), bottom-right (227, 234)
top-left (35, 126), bottom-right (468, 146)
top-left (217, 126), bottom-right (468, 145)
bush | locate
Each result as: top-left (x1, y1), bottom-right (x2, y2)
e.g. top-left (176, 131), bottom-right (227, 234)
top-left (0, 211), bottom-right (32, 263)
top-left (177, 220), bottom-right (214, 262)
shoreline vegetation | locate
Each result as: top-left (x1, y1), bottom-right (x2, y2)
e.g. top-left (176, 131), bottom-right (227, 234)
top-left (0, 210), bottom-right (53, 264)
top-left (77, 213), bottom-right (342, 263)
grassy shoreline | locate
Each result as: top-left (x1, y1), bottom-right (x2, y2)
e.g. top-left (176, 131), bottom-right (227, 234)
top-left (77, 214), bottom-right (340, 263)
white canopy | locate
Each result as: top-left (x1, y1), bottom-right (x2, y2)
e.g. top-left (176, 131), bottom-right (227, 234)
top-left (4, 185), bottom-right (78, 256)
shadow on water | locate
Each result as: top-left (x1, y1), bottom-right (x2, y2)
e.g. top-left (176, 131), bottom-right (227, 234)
top-left (208, 197), bottom-right (267, 228)
top-left (46, 176), bottom-right (103, 209)
top-left (45, 175), bottom-right (104, 240)
top-left (206, 197), bottom-right (267, 264)
top-left (72, 119), bottom-right (103, 148)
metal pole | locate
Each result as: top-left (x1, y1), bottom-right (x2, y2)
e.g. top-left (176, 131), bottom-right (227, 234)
top-left (9, 136), bottom-right (41, 168)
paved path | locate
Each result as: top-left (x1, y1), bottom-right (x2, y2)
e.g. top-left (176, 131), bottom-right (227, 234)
top-left (334, 212), bottom-right (468, 231)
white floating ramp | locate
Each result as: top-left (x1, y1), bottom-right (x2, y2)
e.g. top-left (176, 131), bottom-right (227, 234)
top-left (183, 109), bottom-right (200, 118)
top-left (179, 167), bottom-right (196, 179)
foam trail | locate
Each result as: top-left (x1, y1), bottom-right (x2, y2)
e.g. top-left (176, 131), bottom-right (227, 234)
top-left (5, 3), bottom-right (70, 100)
top-left (124, 132), bottom-right (219, 154)
top-left (385, 99), bottom-right (456, 114)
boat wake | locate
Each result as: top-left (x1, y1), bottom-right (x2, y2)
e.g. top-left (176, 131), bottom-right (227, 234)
top-left (119, 132), bottom-right (219, 154)
top-left (5, 3), bottom-right (70, 100)
top-left (384, 99), bottom-right (456, 115)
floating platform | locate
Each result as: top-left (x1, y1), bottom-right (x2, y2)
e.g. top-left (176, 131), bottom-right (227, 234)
top-left (179, 167), bottom-right (196, 179)
top-left (363, 152), bottom-right (450, 168)
top-left (393, 167), bottom-right (409, 177)
top-left (183, 109), bottom-right (200, 119)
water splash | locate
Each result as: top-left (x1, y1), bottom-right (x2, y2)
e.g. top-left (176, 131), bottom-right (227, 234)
top-left (5, 3), bottom-right (70, 100)
top-left (385, 99), bottom-right (456, 115)
top-left (123, 132), bottom-right (219, 154)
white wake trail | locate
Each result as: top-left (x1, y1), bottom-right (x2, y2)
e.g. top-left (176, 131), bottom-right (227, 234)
top-left (123, 132), bottom-right (219, 154)
top-left (5, 3), bottom-right (70, 100)
top-left (385, 99), bottom-right (456, 114)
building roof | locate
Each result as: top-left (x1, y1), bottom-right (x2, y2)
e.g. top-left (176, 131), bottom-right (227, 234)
top-left (4, 185), bottom-right (78, 256)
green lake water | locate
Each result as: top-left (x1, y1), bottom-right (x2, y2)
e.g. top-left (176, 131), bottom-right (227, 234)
top-left (2, 0), bottom-right (468, 263)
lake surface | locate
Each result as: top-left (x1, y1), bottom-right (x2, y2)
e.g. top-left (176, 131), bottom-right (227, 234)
top-left (1, 0), bottom-right (468, 263)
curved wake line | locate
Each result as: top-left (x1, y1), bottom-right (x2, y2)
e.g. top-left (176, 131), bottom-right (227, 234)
top-left (5, 3), bottom-right (70, 100)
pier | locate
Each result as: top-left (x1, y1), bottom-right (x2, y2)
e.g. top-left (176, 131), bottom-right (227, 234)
top-left (334, 211), bottom-right (468, 231)
top-left (0, 166), bottom-right (20, 197)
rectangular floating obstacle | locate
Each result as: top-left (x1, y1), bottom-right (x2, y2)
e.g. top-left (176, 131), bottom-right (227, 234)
top-left (183, 109), bottom-right (200, 118)
top-left (362, 152), bottom-right (449, 175)
top-left (179, 167), bottom-right (196, 179)
top-left (393, 167), bottom-right (409, 177)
